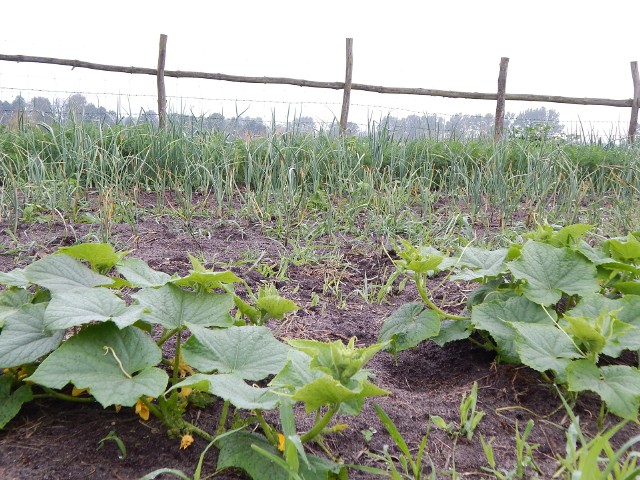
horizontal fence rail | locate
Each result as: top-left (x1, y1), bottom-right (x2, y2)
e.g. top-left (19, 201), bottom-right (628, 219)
top-left (1, 35), bottom-right (639, 140)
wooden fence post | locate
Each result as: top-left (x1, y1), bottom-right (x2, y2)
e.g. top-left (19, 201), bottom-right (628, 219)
top-left (628, 61), bottom-right (639, 142)
top-left (339, 38), bottom-right (353, 134)
top-left (494, 57), bottom-right (509, 141)
top-left (157, 34), bottom-right (168, 129)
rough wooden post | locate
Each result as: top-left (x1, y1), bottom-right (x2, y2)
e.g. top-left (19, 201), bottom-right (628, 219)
top-left (339, 38), bottom-right (353, 134)
top-left (494, 57), bottom-right (509, 141)
top-left (628, 61), bottom-right (639, 142)
top-left (157, 34), bottom-right (168, 129)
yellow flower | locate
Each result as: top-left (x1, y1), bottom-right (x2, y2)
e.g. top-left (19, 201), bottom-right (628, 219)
top-left (178, 387), bottom-right (193, 399)
top-left (72, 386), bottom-right (90, 397)
top-left (180, 434), bottom-right (194, 450)
top-left (135, 398), bottom-right (151, 421)
top-left (169, 355), bottom-right (195, 378)
top-left (277, 433), bottom-right (285, 452)
top-left (114, 405), bottom-right (122, 413)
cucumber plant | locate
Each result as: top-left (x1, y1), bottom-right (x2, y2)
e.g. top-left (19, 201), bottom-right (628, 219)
top-left (379, 224), bottom-right (640, 420)
top-left (0, 242), bottom-right (388, 479)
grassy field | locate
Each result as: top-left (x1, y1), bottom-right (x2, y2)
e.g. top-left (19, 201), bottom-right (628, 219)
top-left (1, 118), bottom-right (640, 479)
top-left (2, 117), bottom-right (640, 244)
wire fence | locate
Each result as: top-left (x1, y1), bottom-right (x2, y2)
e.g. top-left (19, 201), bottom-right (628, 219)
top-left (0, 82), bottom-right (632, 142)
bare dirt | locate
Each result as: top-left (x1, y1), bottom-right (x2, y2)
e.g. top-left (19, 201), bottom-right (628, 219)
top-left (0, 193), bottom-right (638, 479)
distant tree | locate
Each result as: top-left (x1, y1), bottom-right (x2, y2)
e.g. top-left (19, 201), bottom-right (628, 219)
top-left (510, 107), bottom-right (563, 136)
top-left (65, 93), bottom-right (87, 118)
top-left (28, 96), bottom-right (54, 123)
top-left (206, 113), bottom-right (226, 132)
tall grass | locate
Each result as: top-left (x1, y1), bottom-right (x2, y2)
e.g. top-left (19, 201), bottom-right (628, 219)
top-left (1, 114), bottom-right (640, 242)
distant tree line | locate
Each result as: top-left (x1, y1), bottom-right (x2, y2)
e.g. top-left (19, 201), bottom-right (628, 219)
top-left (1, 93), bottom-right (564, 139)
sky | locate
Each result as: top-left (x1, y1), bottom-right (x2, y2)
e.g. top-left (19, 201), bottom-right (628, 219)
top-left (1, 0), bottom-right (639, 135)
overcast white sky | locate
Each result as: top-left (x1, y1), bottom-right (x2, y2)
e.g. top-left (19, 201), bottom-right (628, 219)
top-left (1, 0), bottom-right (639, 133)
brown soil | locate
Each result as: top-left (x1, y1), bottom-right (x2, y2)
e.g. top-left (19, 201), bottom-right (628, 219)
top-left (0, 193), bottom-right (638, 480)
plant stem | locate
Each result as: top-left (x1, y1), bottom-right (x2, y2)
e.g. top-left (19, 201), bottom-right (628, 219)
top-left (255, 410), bottom-right (277, 445)
top-left (156, 328), bottom-right (178, 347)
top-left (415, 275), bottom-right (469, 321)
top-left (217, 399), bottom-right (230, 435)
top-left (172, 330), bottom-right (182, 385)
top-left (300, 404), bottom-right (339, 443)
top-left (37, 387), bottom-right (95, 403)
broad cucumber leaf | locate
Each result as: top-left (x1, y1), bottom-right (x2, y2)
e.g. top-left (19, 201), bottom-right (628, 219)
top-left (451, 247), bottom-right (509, 281)
top-left (270, 350), bottom-right (323, 393)
top-left (182, 326), bottom-right (290, 380)
top-left (115, 258), bottom-right (172, 287)
top-left (23, 254), bottom-right (113, 292)
top-left (287, 338), bottom-right (386, 386)
top-left (133, 283), bottom-right (234, 330)
top-left (511, 323), bottom-right (582, 381)
top-left (378, 302), bottom-right (441, 354)
top-left (507, 241), bottom-right (598, 305)
top-left (431, 319), bottom-right (472, 346)
top-left (218, 427), bottom-right (348, 480)
top-left (567, 361), bottom-right (640, 420)
top-left (292, 375), bottom-right (388, 413)
top-left (568, 295), bottom-right (640, 356)
top-left (172, 270), bottom-right (243, 290)
top-left (216, 431), bottom-right (289, 480)
top-left (44, 288), bottom-right (144, 330)
top-left (524, 224), bottom-right (592, 247)
top-left (613, 281), bottom-right (640, 295)
top-left (604, 234), bottom-right (640, 261)
top-left (472, 296), bottom-right (555, 363)
top-left (27, 322), bottom-right (168, 407)
top-left (57, 243), bottom-right (127, 272)
top-left (0, 375), bottom-right (33, 429)
top-left (0, 268), bottom-right (29, 287)
top-left (0, 288), bottom-right (33, 328)
top-left (255, 294), bottom-right (299, 320)
top-left (194, 373), bottom-right (281, 410)
top-left (0, 303), bottom-right (65, 368)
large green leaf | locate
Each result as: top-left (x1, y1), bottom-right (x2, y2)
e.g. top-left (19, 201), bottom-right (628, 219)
top-left (57, 243), bottom-right (126, 272)
top-left (23, 254), bottom-right (113, 292)
top-left (182, 326), bottom-right (290, 380)
top-left (604, 234), bottom-right (640, 262)
top-left (172, 270), bottom-right (243, 290)
top-left (0, 375), bottom-right (32, 429)
top-left (288, 337), bottom-right (386, 386)
top-left (133, 283), bottom-right (233, 330)
top-left (216, 431), bottom-right (288, 480)
top-left (255, 293), bottom-right (299, 320)
top-left (292, 375), bottom-right (388, 413)
top-left (44, 288), bottom-right (144, 330)
top-left (512, 323), bottom-right (582, 381)
top-left (27, 322), bottom-right (168, 407)
top-left (567, 361), bottom-right (640, 420)
top-left (430, 319), bottom-right (472, 347)
top-left (0, 268), bottom-right (29, 288)
top-left (568, 295), bottom-right (640, 356)
top-left (451, 247), bottom-right (509, 281)
top-left (270, 350), bottom-right (323, 393)
top-left (378, 302), bottom-right (441, 354)
top-left (203, 373), bottom-right (280, 410)
top-left (0, 303), bottom-right (65, 368)
top-left (507, 241), bottom-right (599, 305)
top-left (472, 296), bottom-right (555, 363)
top-left (115, 258), bottom-right (172, 288)
top-left (0, 288), bottom-right (32, 328)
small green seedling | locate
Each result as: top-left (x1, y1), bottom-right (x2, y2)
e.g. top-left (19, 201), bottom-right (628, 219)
top-left (430, 381), bottom-right (485, 440)
top-left (481, 419), bottom-right (541, 480)
top-left (97, 430), bottom-right (127, 460)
